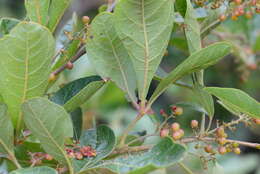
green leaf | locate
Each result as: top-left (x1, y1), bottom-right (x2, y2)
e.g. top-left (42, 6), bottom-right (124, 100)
top-left (175, 102), bottom-right (208, 115)
top-left (148, 42), bottom-right (232, 106)
top-left (0, 18), bottom-right (19, 37)
top-left (175, 0), bottom-right (187, 17)
top-left (184, 0), bottom-right (201, 53)
top-left (114, 0), bottom-right (174, 103)
top-left (10, 166), bottom-right (58, 174)
top-left (48, 0), bottom-right (72, 32)
top-left (87, 12), bottom-right (137, 103)
top-left (92, 137), bottom-right (186, 174)
top-left (0, 22), bottom-right (55, 130)
top-left (192, 84), bottom-right (214, 117)
top-left (25, 0), bottom-right (51, 26)
top-left (73, 125), bottom-right (116, 173)
top-left (0, 104), bottom-right (14, 155)
top-left (22, 97), bottom-right (73, 166)
top-left (204, 87), bottom-right (260, 118)
top-left (50, 76), bottom-right (104, 112)
top-left (70, 107), bottom-right (83, 140)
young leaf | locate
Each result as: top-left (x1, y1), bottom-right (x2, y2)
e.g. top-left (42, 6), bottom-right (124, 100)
top-left (0, 104), bottom-right (14, 155)
top-left (50, 76), bottom-right (104, 112)
top-left (73, 125), bottom-right (116, 172)
top-left (204, 87), bottom-right (260, 118)
top-left (25, 0), bottom-right (51, 26)
top-left (114, 0), bottom-right (174, 104)
top-left (0, 22), bottom-right (55, 130)
top-left (10, 166), bottom-right (58, 174)
top-left (22, 97), bottom-right (73, 166)
top-left (192, 84), bottom-right (214, 117)
top-left (87, 12), bottom-right (137, 104)
top-left (148, 42), bottom-right (232, 106)
top-left (48, 0), bottom-right (72, 32)
top-left (90, 137), bottom-right (186, 174)
top-left (0, 18), bottom-right (19, 37)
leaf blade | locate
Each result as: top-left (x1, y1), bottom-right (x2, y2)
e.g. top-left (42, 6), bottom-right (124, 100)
top-left (10, 166), bottom-right (58, 174)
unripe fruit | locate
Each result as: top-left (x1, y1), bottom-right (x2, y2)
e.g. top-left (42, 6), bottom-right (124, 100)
top-left (48, 73), bottom-right (56, 82)
top-left (82, 16), bottom-right (90, 24)
top-left (68, 152), bottom-right (75, 158)
top-left (75, 152), bottom-right (83, 160)
top-left (160, 128), bottom-right (169, 137)
top-left (172, 131), bottom-right (182, 140)
top-left (179, 129), bottom-right (185, 137)
top-left (173, 107), bottom-right (183, 116)
top-left (216, 127), bottom-right (225, 137)
top-left (218, 146), bottom-right (227, 155)
top-left (233, 147), bottom-right (241, 154)
top-left (45, 154), bottom-right (53, 161)
top-left (217, 137), bottom-right (227, 145)
top-left (66, 61), bottom-right (74, 70)
top-left (204, 145), bottom-right (213, 153)
top-left (232, 143), bottom-right (239, 148)
top-left (219, 14), bottom-right (227, 21)
top-left (160, 109), bottom-right (166, 116)
top-left (253, 118), bottom-right (260, 125)
top-left (231, 14), bottom-right (238, 20)
top-left (191, 120), bottom-right (199, 129)
top-left (171, 122), bottom-right (180, 132)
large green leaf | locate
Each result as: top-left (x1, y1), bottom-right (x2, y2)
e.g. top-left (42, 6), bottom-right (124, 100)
top-left (0, 22), bottom-right (55, 130)
top-left (192, 84), bottom-right (214, 117)
top-left (0, 18), bottom-right (19, 37)
top-left (50, 76), bottom-right (104, 112)
top-left (0, 104), bottom-right (14, 155)
top-left (90, 137), bottom-right (186, 174)
top-left (87, 12), bottom-right (137, 103)
top-left (22, 98), bottom-right (73, 166)
top-left (10, 166), bottom-right (57, 174)
top-left (204, 87), bottom-right (260, 118)
top-left (114, 0), bottom-right (174, 103)
top-left (148, 42), bottom-right (232, 106)
top-left (184, 0), bottom-right (201, 53)
top-left (25, 0), bottom-right (50, 26)
top-left (48, 0), bottom-right (72, 32)
top-left (73, 125), bottom-right (116, 173)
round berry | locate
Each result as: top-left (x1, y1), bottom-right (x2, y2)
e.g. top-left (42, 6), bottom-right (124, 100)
top-left (218, 146), bottom-right (227, 155)
top-left (66, 61), bottom-right (74, 70)
top-left (45, 154), bottom-right (53, 161)
top-left (216, 127), bottom-right (225, 138)
top-left (48, 73), bottom-right (56, 82)
top-left (82, 16), bottom-right (90, 24)
top-left (204, 145), bottom-right (213, 153)
top-left (253, 118), bottom-right (260, 125)
top-left (191, 120), bottom-right (199, 129)
top-left (171, 122), bottom-right (180, 132)
top-left (231, 14), bottom-right (238, 20)
top-left (219, 14), bottom-right (227, 22)
top-left (172, 131), bottom-right (182, 140)
top-left (217, 137), bottom-right (227, 145)
top-left (174, 107), bottom-right (183, 116)
top-left (179, 129), bottom-right (185, 137)
top-left (75, 152), bottom-right (83, 160)
top-left (233, 147), bottom-right (241, 154)
top-left (160, 128), bottom-right (169, 138)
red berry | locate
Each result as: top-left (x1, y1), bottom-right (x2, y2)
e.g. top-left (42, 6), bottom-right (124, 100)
top-left (219, 14), bottom-right (227, 21)
top-left (172, 131), bottom-right (182, 140)
top-left (45, 154), bottom-right (53, 161)
top-left (218, 146), bottom-right (227, 155)
top-left (66, 61), bottom-right (74, 70)
top-left (171, 122), bottom-right (180, 132)
top-left (160, 128), bottom-right (169, 137)
top-left (204, 145), bottom-right (213, 153)
top-left (75, 152), bottom-right (83, 160)
top-left (191, 120), bottom-right (199, 129)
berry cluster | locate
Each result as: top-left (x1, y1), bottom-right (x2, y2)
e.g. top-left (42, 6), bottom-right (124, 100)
top-left (28, 152), bottom-right (53, 166)
top-left (66, 146), bottom-right (97, 160)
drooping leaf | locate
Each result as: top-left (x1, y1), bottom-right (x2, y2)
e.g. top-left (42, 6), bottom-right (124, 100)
top-left (114, 0), bottom-right (174, 103)
top-left (50, 76), bottom-right (104, 112)
top-left (22, 97), bottom-right (73, 166)
top-left (25, 0), bottom-right (51, 26)
top-left (73, 125), bottom-right (116, 173)
top-left (87, 12), bottom-right (137, 103)
top-left (148, 42), bottom-right (232, 105)
top-left (204, 87), bottom-right (260, 118)
top-left (184, 0), bottom-right (201, 53)
top-left (192, 84), bottom-right (214, 117)
top-left (48, 0), bottom-right (72, 32)
top-left (10, 166), bottom-right (58, 174)
top-left (0, 18), bottom-right (19, 37)
top-left (70, 107), bottom-right (83, 140)
top-left (0, 22), bottom-right (55, 130)
top-left (91, 137), bottom-right (186, 174)
top-left (0, 104), bottom-right (14, 155)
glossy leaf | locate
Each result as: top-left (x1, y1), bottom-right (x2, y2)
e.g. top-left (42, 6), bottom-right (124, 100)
top-left (192, 84), bottom-right (214, 117)
top-left (48, 0), bottom-right (72, 32)
top-left (184, 0), bottom-right (201, 53)
top-left (10, 166), bottom-right (57, 174)
top-left (148, 42), bottom-right (232, 105)
top-left (0, 18), bottom-right (19, 37)
top-left (114, 0), bottom-right (174, 102)
top-left (0, 22), bottom-right (55, 129)
top-left (92, 137), bottom-right (186, 174)
top-left (204, 87), bottom-right (260, 118)
top-left (22, 97), bottom-right (73, 166)
top-left (87, 12), bottom-right (137, 103)
top-left (50, 76), bottom-right (104, 112)
top-left (73, 125), bottom-right (116, 172)
top-left (25, 0), bottom-right (50, 26)
top-left (0, 104), bottom-right (14, 155)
